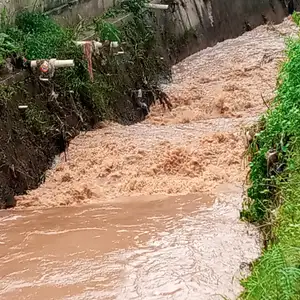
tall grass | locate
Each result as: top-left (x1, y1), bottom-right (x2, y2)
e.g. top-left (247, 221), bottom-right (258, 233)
top-left (240, 12), bottom-right (300, 299)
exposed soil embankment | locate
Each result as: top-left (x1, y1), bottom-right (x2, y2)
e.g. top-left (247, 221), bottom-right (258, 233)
top-left (0, 0), bottom-right (297, 207)
top-left (0, 77), bottom-right (143, 208)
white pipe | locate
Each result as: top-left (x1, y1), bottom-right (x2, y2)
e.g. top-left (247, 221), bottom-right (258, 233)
top-left (145, 3), bottom-right (169, 10)
top-left (75, 41), bottom-right (119, 48)
top-left (39, 77), bottom-right (50, 81)
top-left (30, 60), bottom-right (74, 68)
top-left (114, 51), bottom-right (125, 56)
top-left (110, 41), bottom-right (119, 48)
top-left (53, 60), bottom-right (74, 67)
top-left (75, 41), bottom-right (103, 49)
top-left (18, 105), bottom-right (28, 109)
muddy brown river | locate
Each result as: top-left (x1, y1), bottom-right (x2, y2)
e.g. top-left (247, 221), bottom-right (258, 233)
top-left (0, 19), bottom-right (297, 300)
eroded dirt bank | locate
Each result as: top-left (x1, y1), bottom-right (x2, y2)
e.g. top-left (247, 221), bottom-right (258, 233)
top-left (0, 19), bottom-right (297, 300)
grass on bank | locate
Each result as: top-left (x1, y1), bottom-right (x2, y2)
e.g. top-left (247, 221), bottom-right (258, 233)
top-left (240, 12), bottom-right (300, 300)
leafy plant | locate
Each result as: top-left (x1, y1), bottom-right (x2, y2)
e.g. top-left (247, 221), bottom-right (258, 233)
top-left (102, 5), bottom-right (127, 19)
top-left (15, 12), bottom-right (59, 34)
top-left (95, 20), bottom-right (121, 42)
top-left (14, 12), bottom-right (70, 59)
top-left (91, 0), bottom-right (171, 116)
top-left (0, 7), bottom-right (12, 31)
top-left (292, 11), bottom-right (300, 27)
top-left (25, 105), bottom-right (51, 136)
top-left (0, 32), bottom-right (20, 65)
top-left (120, 0), bottom-right (149, 15)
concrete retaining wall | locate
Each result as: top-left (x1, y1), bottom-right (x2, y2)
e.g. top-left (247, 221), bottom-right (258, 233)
top-left (157, 0), bottom-right (296, 61)
top-left (1, 0), bottom-right (298, 27)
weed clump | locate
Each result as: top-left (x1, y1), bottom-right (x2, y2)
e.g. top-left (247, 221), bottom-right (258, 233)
top-left (292, 11), bottom-right (300, 26)
top-left (15, 12), bottom-right (71, 60)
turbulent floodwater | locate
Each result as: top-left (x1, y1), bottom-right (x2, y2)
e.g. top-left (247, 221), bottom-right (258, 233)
top-left (1, 19), bottom-right (297, 300)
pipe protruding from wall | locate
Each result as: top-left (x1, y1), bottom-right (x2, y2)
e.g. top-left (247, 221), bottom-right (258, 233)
top-left (30, 59), bottom-right (75, 68)
top-left (74, 41), bottom-right (120, 49)
top-left (145, 3), bottom-right (169, 10)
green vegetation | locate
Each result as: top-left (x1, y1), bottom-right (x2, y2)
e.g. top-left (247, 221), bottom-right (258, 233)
top-left (292, 11), bottom-right (300, 26)
top-left (0, 2), bottom-right (174, 202)
top-left (0, 0), bottom-right (170, 125)
top-left (0, 8), bottom-right (20, 65)
top-left (25, 104), bottom-right (51, 136)
top-left (0, 84), bottom-right (16, 107)
top-left (240, 11), bottom-right (300, 300)
top-left (0, 32), bottom-right (20, 65)
top-left (15, 11), bottom-right (71, 59)
top-left (95, 20), bottom-right (121, 42)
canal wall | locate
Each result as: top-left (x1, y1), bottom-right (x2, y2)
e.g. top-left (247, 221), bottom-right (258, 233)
top-left (1, 0), bottom-right (298, 27)
top-left (160, 0), bottom-right (296, 61)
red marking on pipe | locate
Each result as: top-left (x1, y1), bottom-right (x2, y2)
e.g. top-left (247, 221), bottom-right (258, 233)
top-left (40, 62), bottom-right (49, 73)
